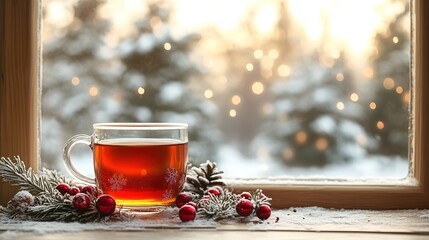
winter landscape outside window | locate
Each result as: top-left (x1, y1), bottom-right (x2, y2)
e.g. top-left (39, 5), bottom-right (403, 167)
top-left (42, 0), bottom-right (410, 181)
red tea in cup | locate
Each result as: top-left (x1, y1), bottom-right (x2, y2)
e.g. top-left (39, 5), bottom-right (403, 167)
top-left (94, 139), bottom-right (188, 206)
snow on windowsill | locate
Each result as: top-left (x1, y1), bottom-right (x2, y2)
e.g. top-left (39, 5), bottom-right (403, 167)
top-left (226, 175), bottom-right (418, 187)
top-left (1, 207), bottom-right (429, 237)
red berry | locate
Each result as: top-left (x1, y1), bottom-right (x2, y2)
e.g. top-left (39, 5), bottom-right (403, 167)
top-left (256, 205), bottom-right (271, 220)
top-left (72, 193), bottom-right (91, 210)
top-left (240, 192), bottom-right (252, 200)
top-left (207, 187), bottom-right (221, 196)
top-left (68, 187), bottom-right (80, 196)
top-left (185, 201), bottom-right (198, 210)
top-left (96, 194), bottom-right (116, 216)
top-left (55, 183), bottom-right (70, 195)
top-left (81, 185), bottom-right (98, 197)
top-left (236, 199), bottom-right (254, 216)
top-left (176, 192), bottom-right (193, 208)
top-left (179, 205), bottom-right (196, 222)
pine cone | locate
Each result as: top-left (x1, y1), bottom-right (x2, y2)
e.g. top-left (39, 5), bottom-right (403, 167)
top-left (184, 160), bottom-right (226, 195)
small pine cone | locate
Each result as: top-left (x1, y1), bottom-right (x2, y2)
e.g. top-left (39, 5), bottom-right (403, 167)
top-left (184, 160), bottom-right (226, 195)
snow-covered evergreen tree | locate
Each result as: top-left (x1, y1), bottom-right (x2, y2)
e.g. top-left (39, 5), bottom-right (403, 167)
top-left (42, 1), bottom-right (220, 169)
top-left (113, 3), bottom-right (221, 163)
top-left (42, 0), bottom-right (113, 168)
top-left (363, 1), bottom-right (410, 158)
top-left (260, 52), bottom-right (368, 167)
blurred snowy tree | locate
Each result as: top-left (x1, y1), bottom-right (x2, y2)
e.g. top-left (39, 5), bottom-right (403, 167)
top-left (260, 53), bottom-right (368, 167)
top-left (42, 0), bottom-right (112, 168)
top-left (254, 3), bottom-right (371, 167)
top-left (42, 0), bottom-right (220, 170)
top-left (257, 0), bottom-right (409, 167)
top-left (363, 1), bottom-right (410, 158)
top-left (214, 2), bottom-right (297, 157)
top-left (113, 4), bottom-right (221, 163)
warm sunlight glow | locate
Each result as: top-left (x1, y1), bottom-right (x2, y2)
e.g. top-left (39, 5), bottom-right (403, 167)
top-left (336, 101), bottom-right (345, 110)
top-left (229, 109), bottom-right (237, 117)
top-left (364, 67), bottom-right (374, 79)
top-left (403, 91), bottom-right (410, 105)
top-left (71, 77), bottom-right (80, 86)
top-left (383, 77), bottom-right (395, 90)
top-left (173, 1), bottom-right (248, 32)
top-left (138, 87), bottom-right (145, 95)
top-left (252, 82), bottom-right (264, 95)
top-left (164, 42), bottom-right (172, 51)
top-left (393, 36), bottom-right (399, 43)
top-left (269, 49), bottom-right (279, 59)
top-left (89, 86), bottom-right (99, 97)
top-left (295, 131), bottom-right (308, 144)
top-left (396, 86), bottom-right (404, 94)
top-left (277, 64), bottom-right (291, 77)
top-left (204, 90), bottom-right (214, 99)
top-left (254, 5), bottom-right (277, 33)
top-left (232, 95), bottom-right (241, 105)
top-left (288, 0), bottom-right (392, 57)
top-left (377, 121), bottom-right (385, 130)
top-left (254, 49), bottom-right (264, 59)
top-left (44, 2), bottom-right (74, 28)
top-left (315, 137), bottom-right (329, 151)
top-left (350, 93), bottom-right (359, 102)
top-left (336, 73), bottom-right (344, 82)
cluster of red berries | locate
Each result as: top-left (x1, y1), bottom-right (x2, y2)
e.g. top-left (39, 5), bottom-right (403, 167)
top-left (175, 188), bottom-right (271, 222)
top-left (235, 191), bottom-right (271, 220)
top-left (55, 183), bottom-right (116, 216)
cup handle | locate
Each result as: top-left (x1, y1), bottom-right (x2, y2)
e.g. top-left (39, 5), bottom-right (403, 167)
top-left (63, 134), bottom-right (96, 184)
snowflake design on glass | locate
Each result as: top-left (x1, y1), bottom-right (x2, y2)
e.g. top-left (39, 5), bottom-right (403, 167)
top-left (165, 168), bottom-right (178, 185)
top-left (108, 173), bottom-right (127, 191)
top-left (162, 189), bottom-right (173, 202)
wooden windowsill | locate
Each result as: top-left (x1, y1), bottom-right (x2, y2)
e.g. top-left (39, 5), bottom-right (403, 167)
top-left (2, 230), bottom-right (429, 240)
top-left (1, 207), bottom-right (429, 239)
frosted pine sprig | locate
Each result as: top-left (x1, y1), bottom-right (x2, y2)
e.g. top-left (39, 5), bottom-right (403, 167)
top-left (198, 190), bottom-right (240, 220)
top-left (0, 156), bottom-right (128, 222)
top-left (0, 156), bottom-right (72, 200)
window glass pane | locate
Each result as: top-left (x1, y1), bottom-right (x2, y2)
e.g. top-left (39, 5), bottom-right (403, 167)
top-left (42, 0), bottom-right (410, 179)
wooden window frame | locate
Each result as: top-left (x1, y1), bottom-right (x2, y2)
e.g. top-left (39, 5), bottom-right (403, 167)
top-left (0, 0), bottom-right (428, 209)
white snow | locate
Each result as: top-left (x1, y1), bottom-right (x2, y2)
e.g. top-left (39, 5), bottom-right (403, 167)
top-left (1, 207), bottom-right (429, 236)
top-left (117, 39), bottom-right (135, 57)
top-left (137, 34), bottom-right (158, 53)
top-left (216, 145), bottom-right (409, 179)
top-left (159, 82), bottom-right (184, 103)
top-left (311, 115), bottom-right (337, 135)
top-left (135, 107), bottom-right (152, 121)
